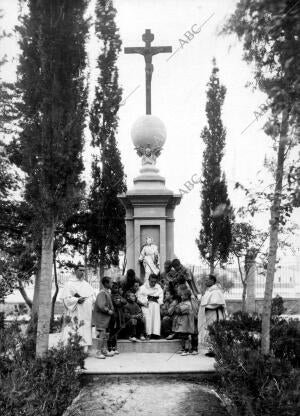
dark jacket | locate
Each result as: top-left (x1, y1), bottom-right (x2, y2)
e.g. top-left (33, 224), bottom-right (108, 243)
top-left (172, 300), bottom-right (195, 334)
top-left (123, 302), bottom-right (142, 320)
top-left (161, 299), bottom-right (178, 318)
top-left (93, 288), bottom-right (114, 330)
top-left (111, 293), bottom-right (127, 328)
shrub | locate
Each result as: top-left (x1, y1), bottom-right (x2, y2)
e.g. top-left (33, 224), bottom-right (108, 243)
top-left (271, 317), bottom-right (300, 367)
top-left (271, 294), bottom-right (285, 316)
top-left (0, 319), bottom-right (87, 416)
top-left (209, 312), bottom-right (300, 416)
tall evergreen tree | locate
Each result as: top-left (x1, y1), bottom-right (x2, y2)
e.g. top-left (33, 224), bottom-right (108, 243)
top-left (89, 0), bottom-right (126, 279)
top-left (15, 0), bottom-right (89, 355)
top-left (196, 60), bottom-right (232, 272)
top-left (0, 11), bottom-right (22, 301)
top-left (0, 11), bottom-right (17, 198)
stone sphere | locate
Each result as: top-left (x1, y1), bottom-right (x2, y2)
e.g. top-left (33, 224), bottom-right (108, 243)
top-left (131, 115), bottom-right (167, 150)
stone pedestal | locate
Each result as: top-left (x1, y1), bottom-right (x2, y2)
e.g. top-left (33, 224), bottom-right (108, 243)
top-left (119, 174), bottom-right (181, 280)
top-left (118, 115), bottom-right (181, 280)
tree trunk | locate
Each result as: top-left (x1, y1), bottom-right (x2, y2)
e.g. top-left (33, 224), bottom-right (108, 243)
top-left (99, 261), bottom-right (105, 289)
top-left (246, 260), bottom-right (256, 313)
top-left (18, 279), bottom-right (33, 309)
top-left (26, 262), bottom-right (41, 337)
top-left (32, 265), bottom-right (41, 316)
top-left (122, 255), bottom-right (127, 276)
top-left (236, 257), bottom-right (246, 311)
top-left (261, 109), bottom-right (289, 355)
top-left (241, 281), bottom-right (247, 312)
top-left (50, 249), bottom-right (59, 329)
top-left (36, 222), bottom-right (55, 357)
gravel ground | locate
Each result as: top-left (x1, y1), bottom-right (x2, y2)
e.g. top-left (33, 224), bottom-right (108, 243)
top-left (63, 377), bottom-right (229, 416)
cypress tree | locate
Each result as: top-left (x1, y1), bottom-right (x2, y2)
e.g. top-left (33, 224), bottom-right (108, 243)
top-left (15, 0), bottom-right (89, 355)
top-left (88, 0), bottom-right (126, 277)
top-left (196, 60), bottom-right (232, 272)
top-left (89, 0), bottom-right (126, 279)
top-left (0, 11), bottom-right (17, 198)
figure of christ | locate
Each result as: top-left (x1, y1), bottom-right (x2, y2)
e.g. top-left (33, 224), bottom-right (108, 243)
top-left (124, 29), bottom-right (172, 115)
top-left (137, 273), bottom-right (164, 337)
top-left (139, 236), bottom-right (160, 282)
top-left (60, 265), bottom-right (95, 352)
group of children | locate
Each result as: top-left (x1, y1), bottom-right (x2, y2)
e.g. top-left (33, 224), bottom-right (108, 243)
top-left (93, 267), bottom-right (200, 359)
top-left (161, 285), bottom-right (199, 356)
top-left (93, 276), bottom-right (144, 359)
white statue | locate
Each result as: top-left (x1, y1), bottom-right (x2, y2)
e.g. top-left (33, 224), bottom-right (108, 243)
top-left (139, 236), bottom-right (160, 282)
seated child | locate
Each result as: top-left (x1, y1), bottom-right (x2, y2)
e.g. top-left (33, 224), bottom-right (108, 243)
top-left (161, 289), bottom-right (178, 338)
top-left (93, 276), bottom-right (114, 359)
top-left (131, 280), bottom-right (141, 294)
top-left (172, 288), bottom-right (195, 356)
top-left (108, 282), bottom-right (127, 354)
top-left (123, 291), bottom-right (146, 342)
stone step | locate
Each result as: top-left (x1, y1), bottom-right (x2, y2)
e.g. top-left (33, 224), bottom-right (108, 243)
top-left (81, 354), bottom-right (217, 380)
top-left (91, 338), bottom-right (182, 353)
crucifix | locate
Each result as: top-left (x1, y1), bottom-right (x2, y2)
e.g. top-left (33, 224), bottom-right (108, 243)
top-left (124, 29), bottom-right (172, 115)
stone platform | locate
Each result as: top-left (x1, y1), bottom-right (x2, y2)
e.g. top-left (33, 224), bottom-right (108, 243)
top-left (83, 352), bottom-right (216, 377)
top-left (49, 334), bottom-right (216, 378)
top-left (91, 338), bottom-right (181, 353)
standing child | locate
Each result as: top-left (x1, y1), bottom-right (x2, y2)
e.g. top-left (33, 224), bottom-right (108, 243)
top-left (123, 291), bottom-right (146, 342)
top-left (108, 282), bottom-right (127, 355)
top-left (93, 276), bottom-right (114, 359)
top-left (172, 288), bottom-right (195, 356)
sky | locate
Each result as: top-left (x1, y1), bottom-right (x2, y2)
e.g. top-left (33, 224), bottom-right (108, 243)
top-left (1, 0), bottom-right (299, 265)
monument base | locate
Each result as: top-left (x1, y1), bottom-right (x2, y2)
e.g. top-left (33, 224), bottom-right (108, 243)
top-left (118, 114), bottom-right (182, 277)
top-left (119, 181), bottom-right (181, 279)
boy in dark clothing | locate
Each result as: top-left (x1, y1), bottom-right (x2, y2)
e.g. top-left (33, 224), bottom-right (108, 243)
top-left (171, 258), bottom-right (199, 297)
top-left (94, 276), bottom-right (114, 359)
top-left (108, 282), bottom-right (127, 354)
top-left (121, 269), bottom-right (138, 293)
top-left (159, 260), bottom-right (177, 292)
top-left (123, 291), bottom-right (145, 342)
top-left (161, 289), bottom-right (178, 338)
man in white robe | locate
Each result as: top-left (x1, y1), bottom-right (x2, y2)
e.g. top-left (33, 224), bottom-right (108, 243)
top-left (137, 273), bottom-right (163, 337)
top-left (198, 274), bottom-right (226, 354)
top-left (60, 265), bottom-right (95, 352)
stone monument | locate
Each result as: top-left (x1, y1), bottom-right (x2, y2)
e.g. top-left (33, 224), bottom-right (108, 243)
top-left (119, 29), bottom-right (181, 281)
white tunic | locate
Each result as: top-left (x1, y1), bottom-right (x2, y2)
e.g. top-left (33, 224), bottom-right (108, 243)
top-left (138, 282), bottom-right (163, 336)
top-left (198, 284), bottom-right (226, 346)
top-left (139, 243), bottom-right (160, 281)
top-left (60, 277), bottom-right (95, 346)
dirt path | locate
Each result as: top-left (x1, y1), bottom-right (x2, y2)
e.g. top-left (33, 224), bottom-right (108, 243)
top-left (64, 377), bottom-right (229, 416)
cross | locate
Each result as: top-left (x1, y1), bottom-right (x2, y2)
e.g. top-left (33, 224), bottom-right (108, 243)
top-left (124, 29), bottom-right (172, 114)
